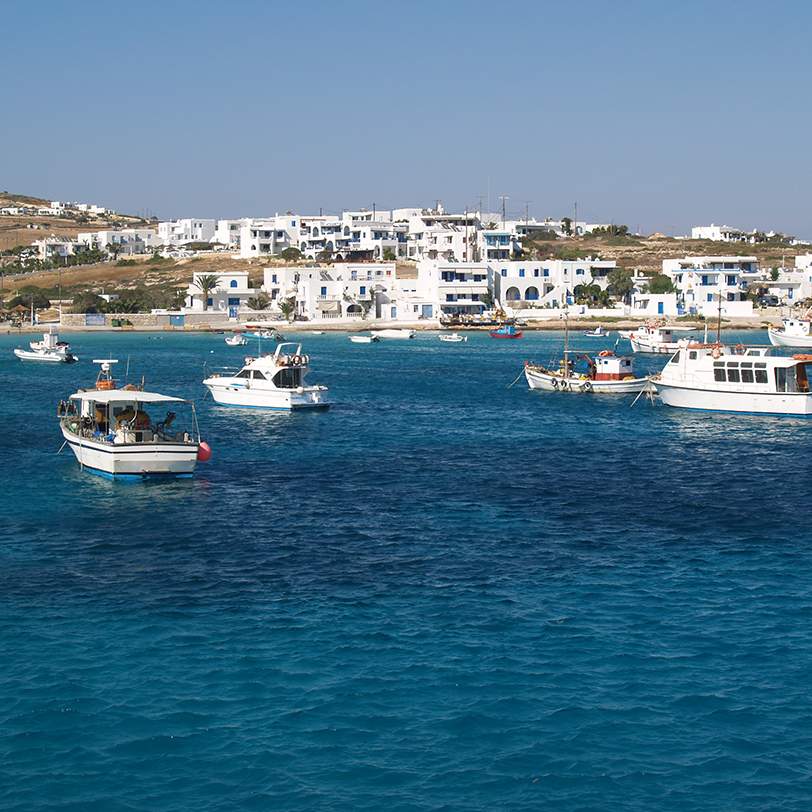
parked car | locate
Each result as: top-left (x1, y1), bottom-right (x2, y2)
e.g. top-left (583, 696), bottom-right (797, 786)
top-left (756, 295), bottom-right (780, 307)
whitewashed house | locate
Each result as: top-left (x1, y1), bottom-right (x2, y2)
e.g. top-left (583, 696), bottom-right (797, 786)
top-left (211, 219), bottom-right (244, 249)
top-left (158, 218), bottom-right (217, 246)
top-left (31, 236), bottom-right (78, 259)
top-left (77, 228), bottom-right (160, 254)
top-left (417, 260), bottom-right (491, 318)
top-left (490, 259), bottom-right (617, 309)
top-left (238, 215), bottom-right (299, 258)
top-left (263, 262), bottom-right (398, 320)
top-left (184, 270), bottom-right (258, 316)
top-left (479, 228), bottom-right (520, 261)
top-left (662, 256), bottom-right (758, 317)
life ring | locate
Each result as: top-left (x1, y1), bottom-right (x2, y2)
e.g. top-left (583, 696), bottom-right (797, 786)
top-left (598, 350), bottom-right (612, 357)
top-left (292, 355), bottom-right (302, 365)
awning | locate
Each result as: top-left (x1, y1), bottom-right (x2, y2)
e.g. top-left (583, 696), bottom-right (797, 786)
top-left (69, 390), bottom-right (187, 404)
top-left (318, 301), bottom-right (341, 312)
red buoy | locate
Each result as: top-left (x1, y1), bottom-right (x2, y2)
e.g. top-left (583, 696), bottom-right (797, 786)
top-left (197, 441), bottom-right (212, 462)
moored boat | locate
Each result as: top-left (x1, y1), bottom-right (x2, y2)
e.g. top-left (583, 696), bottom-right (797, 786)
top-left (225, 334), bottom-right (248, 346)
top-left (15, 329), bottom-right (77, 363)
top-left (651, 344), bottom-right (812, 415)
top-left (202, 342), bottom-right (329, 410)
top-left (438, 332), bottom-right (467, 343)
top-left (490, 324), bottom-right (523, 339)
top-left (525, 350), bottom-right (650, 394)
top-left (370, 328), bottom-right (415, 339)
top-left (583, 326), bottom-right (609, 337)
top-left (58, 360), bottom-right (209, 479)
top-left (349, 335), bottom-right (379, 344)
top-left (768, 316), bottom-right (812, 348)
top-left (627, 322), bottom-right (695, 354)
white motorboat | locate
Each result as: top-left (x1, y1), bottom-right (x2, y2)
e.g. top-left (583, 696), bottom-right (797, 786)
top-left (768, 317), bottom-right (812, 348)
top-left (225, 334), bottom-right (248, 346)
top-left (651, 344), bottom-right (812, 415)
top-left (627, 322), bottom-right (696, 354)
top-left (525, 350), bottom-right (650, 394)
top-left (58, 360), bottom-right (209, 479)
top-left (438, 333), bottom-right (467, 343)
top-left (310, 331), bottom-right (325, 335)
top-left (370, 328), bottom-right (415, 339)
top-left (203, 342), bottom-right (329, 410)
top-left (16, 329), bottom-right (78, 362)
top-left (349, 335), bottom-right (379, 344)
top-left (583, 326), bottom-right (609, 337)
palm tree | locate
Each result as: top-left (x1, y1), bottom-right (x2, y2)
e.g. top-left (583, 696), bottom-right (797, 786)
top-left (194, 274), bottom-right (221, 311)
top-left (278, 295), bottom-right (296, 322)
top-left (247, 293), bottom-right (270, 310)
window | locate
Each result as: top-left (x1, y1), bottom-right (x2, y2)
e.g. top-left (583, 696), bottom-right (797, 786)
top-left (726, 275), bottom-right (736, 286)
top-left (227, 297), bottom-right (240, 306)
top-left (727, 368), bottom-right (740, 383)
top-left (576, 268), bottom-right (585, 276)
top-left (543, 269), bottom-right (549, 277)
top-left (321, 286), bottom-right (327, 296)
top-left (707, 293), bottom-right (714, 302)
top-left (206, 297), bottom-right (213, 306)
top-left (274, 368), bottom-right (302, 389)
top-left (251, 370), bottom-right (267, 380)
top-left (775, 367), bottom-right (787, 392)
top-left (235, 369), bottom-right (251, 378)
top-left (689, 351), bottom-right (697, 360)
top-left (755, 369), bottom-right (768, 384)
top-left (670, 351), bottom-right (680, 364)
top-left (271, 274), bottom-right (277, 283)
top-left (741, 369), bottom-right (754, 383)
top-left (519, 269), bottom-right (525, 278)
top-left (534, 269), bottom-right (540, 277)
top-left (714, 368), bottom-right (726, 382)
top-left (230, 279), bottom-right (238, 288)
top-left (501, 269), bottom-right (507, 277)
top-left (360, 286), bottom-right (366, 295)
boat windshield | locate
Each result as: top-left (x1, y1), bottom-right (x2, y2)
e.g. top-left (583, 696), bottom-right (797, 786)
top-left (274, 367), bottom-right (304, 389)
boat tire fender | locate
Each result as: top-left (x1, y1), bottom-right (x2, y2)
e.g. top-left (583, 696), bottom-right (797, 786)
top-left (582, 381), bottom-right (593, 393)
top-left (560, 379), bottom-right (570, 392)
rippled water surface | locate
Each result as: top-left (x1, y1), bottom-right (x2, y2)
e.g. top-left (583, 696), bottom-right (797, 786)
top-left (1, 328), bottom-right (811, 811)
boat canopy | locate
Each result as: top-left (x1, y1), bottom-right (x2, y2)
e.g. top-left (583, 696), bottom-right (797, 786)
top-left (69, 390), bottom-right (188, 404)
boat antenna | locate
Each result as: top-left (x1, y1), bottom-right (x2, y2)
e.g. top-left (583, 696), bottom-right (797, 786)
top-left (125, 355), bottom-right (130, 384)
top-left (716, 290), bottom-right (722, 345)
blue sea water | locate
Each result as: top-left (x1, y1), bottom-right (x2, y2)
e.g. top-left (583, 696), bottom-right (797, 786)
top-left (1, 328), bottom-right (811, 811)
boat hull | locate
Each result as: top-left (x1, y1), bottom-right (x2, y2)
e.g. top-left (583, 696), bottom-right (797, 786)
top-left (204, 380), bottom-right (329, 410)
top-left (629, 338), bottom-right (682, 354)
top-left (768, 328), bottom-right (812, 348)
top-left (15, 348), bottom-right (76, 362)
top-left (653, 380), bottom-right (812, 415)
top-left (61, 425), bottom-right (199, 478)
top-left (370, 329), bottom-right (414, 339)
top-left (525, 367), bottom-right (649, 394)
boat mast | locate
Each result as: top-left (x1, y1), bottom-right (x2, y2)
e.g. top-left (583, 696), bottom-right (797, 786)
top-left (563, 305), bottom-right (569, 378)
top-left (716, 290), bottom-right (722, 345)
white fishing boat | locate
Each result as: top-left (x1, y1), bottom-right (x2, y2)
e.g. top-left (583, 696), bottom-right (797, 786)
top-left (768, 316), bottom-right (812, 348)
top-left (651, 344), bottom-right (812, 415)
top-left (57, 360), bottom-right (209, 479)
top-left (370, 328), bottom-right (415, 339)
top-left (627, 322), bottom-right (696, 354)
top-left (583, 326), bottom-right (609, 337)
top-left (202, 342), bottom-right (329, 410)
top-left (225, 334), bottom-right (248, 346)
top-left (525, 350), bottom-right (650, 393)
top-left (349, 335), bottom-right (379, 344)
top-left (244, 327), bottom-right (284, 340)
top-left (438, 333), bottom-right (467, 343)
top-left (15, 329), bottom-right (78, 363)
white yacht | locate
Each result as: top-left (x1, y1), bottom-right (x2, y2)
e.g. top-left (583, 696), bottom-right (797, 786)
top-left (15, 329), bottom-right (78, 363)
top-left (768, 317), bottom-right (812, 348)
top-left (370, 328), bottom-right (415, 339)
top-left (627, 323), bottom-right (696, 354)
top-left (202, 342), bottom-right (329, 410)
top-left (58, 361), bottom-right (208, 479)
top-left (652, 344), bottom-right (812, 415)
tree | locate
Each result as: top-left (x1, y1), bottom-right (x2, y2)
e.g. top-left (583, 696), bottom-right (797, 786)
top-left (105, 242), bottom-right (121, 260)
top-left (70, 292), bottom-right (106, 313)
top-left (382, 248), bottom-right (396, 261)
top-left (316, 249), bottom-right (333, 263)
top-left (770, 268), bottom-right (780, 281)
top-left (607, 268), bottom-right (634, 304)
top-left (193, 274), bottom-right (221, 311)
top-left (647, 274), bottom-right (675, 294)
top-left (247, 293), bottom-right (271, 310)
top-left (279, 247), bottom-right (302, 261)
top-left (278, 296), bottom-right (296, 322)
top-left (8, 292), bottom-right (50, 310)
top-left (561, 217), bottom-right (573, 236)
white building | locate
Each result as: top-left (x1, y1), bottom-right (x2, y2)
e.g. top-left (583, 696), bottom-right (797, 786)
top-left (662, 256), bottom-right (758, 317)
top-left (417, 260), bottom-right (491, 317)
top-left (263, 262), bottom-right (399, 320)
top-left (238, 215), bottom-right (299, 259)
top-left (490, 258), bottom-right (617, 308)
top-left (402, 210), bottom-right (480, 262)
top-left (479, 228), bottom-right (521, 261)
top-left (211, 219), bottom-right (244, 249)
top-left (158, 218), bottom-right (217, 246)
top-left (184, 269), bottom-right (258, 315)
top-left (31, 236), bottom-right (77, 260)
top-left (298, 212), bottom-right (408, 261)
top-left (77, 228), bottom-right (159, 254)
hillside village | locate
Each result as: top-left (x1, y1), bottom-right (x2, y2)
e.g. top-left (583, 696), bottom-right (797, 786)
top-left (2, 191), bottom-right (811, 329)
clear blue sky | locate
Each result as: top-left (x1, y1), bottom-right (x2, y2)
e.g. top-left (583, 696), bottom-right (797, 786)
top-left (3, 0), bottom-right (811, 235)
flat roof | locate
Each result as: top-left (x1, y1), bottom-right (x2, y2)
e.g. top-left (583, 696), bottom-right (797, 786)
top-left (69, 390), bottom-right (187, 404)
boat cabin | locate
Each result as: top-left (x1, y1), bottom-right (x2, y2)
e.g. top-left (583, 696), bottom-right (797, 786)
top-left (590, 351), bottom-right (635, 381)
top-left (233, 342), bottom-right (311, 391)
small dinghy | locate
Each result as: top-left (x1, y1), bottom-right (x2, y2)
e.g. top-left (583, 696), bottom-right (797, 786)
top-left (225, 334), bottom-right (248, 346)
top-left (349, 335), bottom-right (379, 344)
top-left (438, 333), bottom-right (467, 343)
top-left (583, 326), bottom-right (609, 337)
top-left (370, 328), bottom-right (415, 339)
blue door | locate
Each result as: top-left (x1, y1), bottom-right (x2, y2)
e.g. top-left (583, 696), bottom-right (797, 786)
top-left (657, 302), bottom-right (664, 315)
top-left (390, 306), bottom-right (397, 319)
top-left (169, 314), bottom-right (185, 327)
top-left (421, 305), bottom-right (433, 318)
top-left (228, 306), bottom-right (238, 319)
